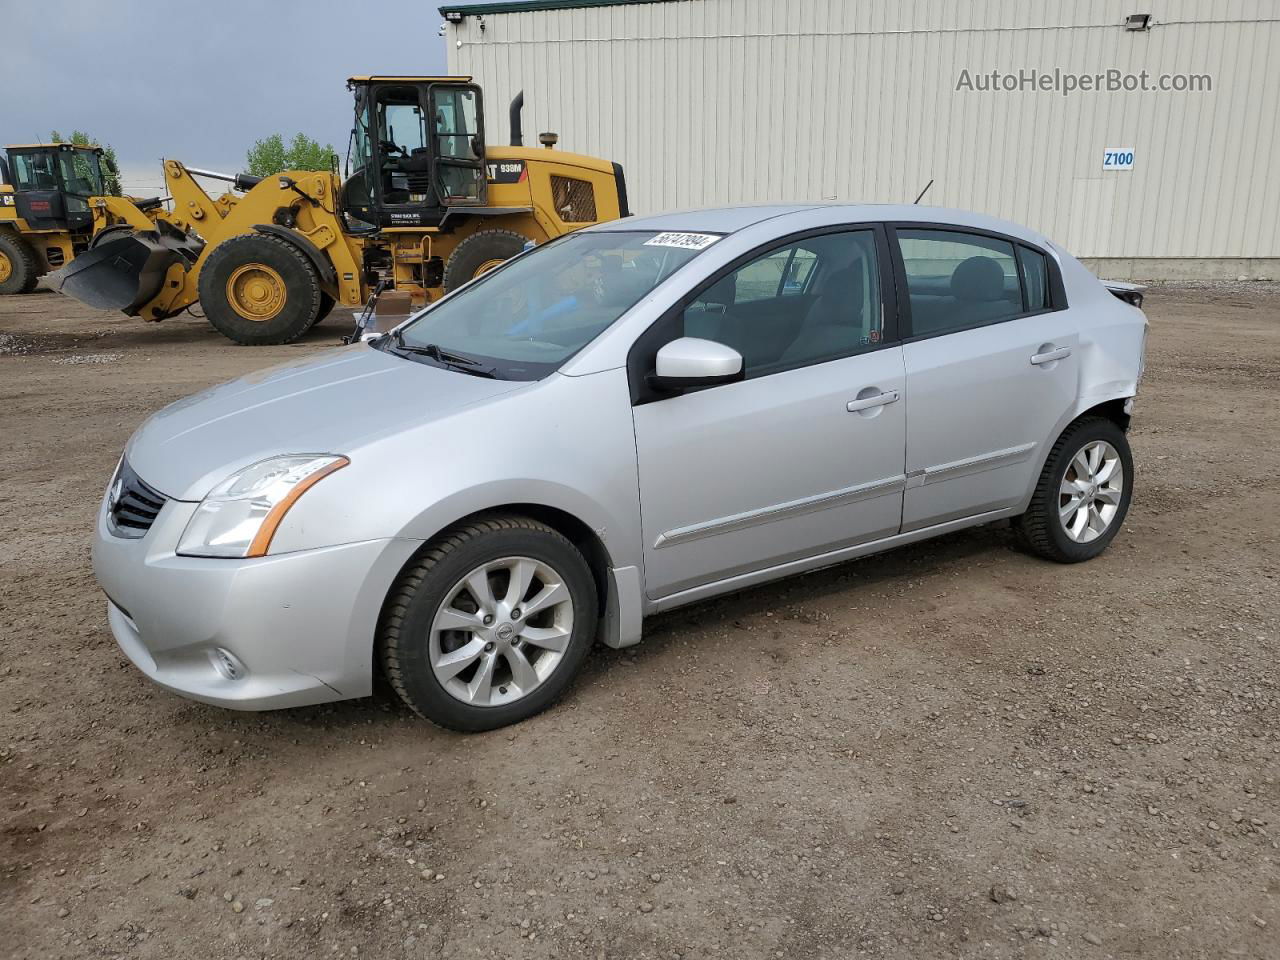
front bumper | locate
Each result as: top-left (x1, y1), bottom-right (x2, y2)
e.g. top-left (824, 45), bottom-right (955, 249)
top-left (92, 490), bottom-right (421, 711)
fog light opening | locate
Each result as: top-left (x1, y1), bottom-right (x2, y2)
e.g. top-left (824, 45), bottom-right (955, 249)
top-left (210, 647), bottom-right (246, 682)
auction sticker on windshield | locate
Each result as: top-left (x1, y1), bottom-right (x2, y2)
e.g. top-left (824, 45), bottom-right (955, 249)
top-left (643, 232), bottom-right (720, 250)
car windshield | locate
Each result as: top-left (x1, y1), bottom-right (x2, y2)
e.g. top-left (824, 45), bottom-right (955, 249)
top-left (387, 230), bottom-right (720, 379)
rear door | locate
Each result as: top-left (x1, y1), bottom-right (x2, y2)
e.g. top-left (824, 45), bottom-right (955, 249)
top-left (892, 226), bottom-right (1079, 531)
top-left (631, 226), bottom-right (907, 600)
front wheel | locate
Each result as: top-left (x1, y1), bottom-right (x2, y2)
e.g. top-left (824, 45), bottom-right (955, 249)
top-left (0, 233), bottom-right (40, 294)
top-left (1014, 416), bottom-right (1134, 563)
top-left (379, 514), bottom-right (598, 732)
top-left (197, 234), bottom-right (322, 345)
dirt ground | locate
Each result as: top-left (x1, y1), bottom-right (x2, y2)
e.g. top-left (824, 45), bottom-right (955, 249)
top-left (2, 282), bottom-right (1277, 960)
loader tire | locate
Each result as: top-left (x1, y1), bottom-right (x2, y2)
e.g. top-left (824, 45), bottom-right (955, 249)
top-left (311, 292), bottom-right (336, 328)
top-left (198, 234), bottom-right (322, 345)
top-left (89, 225), bottom-right (135, 250)
top-left (442, 229), bottom-right (529, 292)
top-left (0, 233), bottom-right (40, 295)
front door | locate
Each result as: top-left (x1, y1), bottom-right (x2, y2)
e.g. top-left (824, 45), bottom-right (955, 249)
top-left (632, 228), bottom-right (907, 600)
top-left (892, 227), bottom-right (1080, 530)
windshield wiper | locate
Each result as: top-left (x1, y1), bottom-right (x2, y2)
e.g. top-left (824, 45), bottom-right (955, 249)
top-left (390, 330), bottom-right (501, 378)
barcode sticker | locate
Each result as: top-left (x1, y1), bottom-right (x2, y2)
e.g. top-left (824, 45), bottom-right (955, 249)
top-left (643, 232), bottom-right (720, 250)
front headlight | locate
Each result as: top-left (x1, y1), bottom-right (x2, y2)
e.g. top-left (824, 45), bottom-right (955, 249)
top-left (177, 455), bottom-right (349, 558)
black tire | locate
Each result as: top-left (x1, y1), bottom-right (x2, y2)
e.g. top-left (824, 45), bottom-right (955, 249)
top-left (1014, 416), bottom-right (1134, 563)
top-left (311, 292), bottom-right (336, 327)
top-left (197, 233), bottom-right (321, 345)
top-left (442, 229), bottom-right (529, 292)
top-left (89, 225), bottom-right (135, 250)
top-left (379, 513), bottom-right (598, 732)
top-left (0, 233), bottom-right (40, 295)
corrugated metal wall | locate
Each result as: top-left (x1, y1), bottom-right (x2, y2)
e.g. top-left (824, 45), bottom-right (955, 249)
top-left (447, 0), bottom-right (1280, 262)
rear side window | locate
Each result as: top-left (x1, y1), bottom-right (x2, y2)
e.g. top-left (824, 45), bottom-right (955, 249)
top-left (1019, 245), bottom-right (1050, 311)
top-left (896, 229), bottom-right (1022, 337)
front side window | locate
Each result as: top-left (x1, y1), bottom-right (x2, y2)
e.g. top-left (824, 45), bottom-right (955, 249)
top-left (896, 229), bottom-right (1023, 337)
top-left (12, 152), bottom-right (58, 191)
top-left (681, 230), bottom-right (883, 378)
top-left (391, 231), bottom-right (713, 380)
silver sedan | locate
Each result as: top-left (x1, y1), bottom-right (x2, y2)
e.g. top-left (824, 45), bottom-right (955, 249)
top-left (93, 204), bottom-right (1147, 730)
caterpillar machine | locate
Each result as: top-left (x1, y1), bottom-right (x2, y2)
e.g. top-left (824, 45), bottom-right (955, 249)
top-left (0, 142), bottom-right (164, 294)
top-left (48, 77), bottom-right (630, 345)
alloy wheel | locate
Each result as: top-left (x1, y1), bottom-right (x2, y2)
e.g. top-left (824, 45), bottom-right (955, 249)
top-left (428, 556), bottom-right (574, 707)
top-left (1059, 440), bottom-right (1124, 543)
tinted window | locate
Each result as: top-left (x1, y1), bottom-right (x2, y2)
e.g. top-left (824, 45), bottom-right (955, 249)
top-left (1020, 245), bottom-right (1050, 311)
top-left (681, 230), bottom-right (882, 378)
top-left (897, 229), bottom-right (1021, 337)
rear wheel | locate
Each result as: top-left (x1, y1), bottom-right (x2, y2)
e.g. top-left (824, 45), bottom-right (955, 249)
top-left (198, 234), bottom-right (321, 345)
top-left (1014, 417), bottom-right (1133, 563)
top-left (0, 233), bottom-right (40, 294)
top-left (379, 514), bottom-right (597, 732)
top-left (442, 229), bottom-right (529, 292)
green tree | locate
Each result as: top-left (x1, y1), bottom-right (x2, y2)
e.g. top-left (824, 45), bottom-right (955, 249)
top-left (245, 132), bottom-right (335, 177)
top-left (49, 129), bottom-right (122, 196)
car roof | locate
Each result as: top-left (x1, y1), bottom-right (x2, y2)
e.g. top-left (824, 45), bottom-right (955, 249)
top-left (592, 203), bottom-right (1053, 248)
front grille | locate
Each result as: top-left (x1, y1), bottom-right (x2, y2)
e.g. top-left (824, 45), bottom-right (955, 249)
top-left (108, 460), bottom-right (167, 538)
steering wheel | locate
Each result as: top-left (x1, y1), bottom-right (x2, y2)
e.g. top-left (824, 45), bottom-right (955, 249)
top-left (380, 140), bottom-right (405, 157)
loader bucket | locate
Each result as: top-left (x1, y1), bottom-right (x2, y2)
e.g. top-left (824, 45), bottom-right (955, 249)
top-left (49, 227), bottom-right (201, 316)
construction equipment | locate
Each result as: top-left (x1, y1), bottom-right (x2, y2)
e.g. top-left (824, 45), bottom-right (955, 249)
top-left (50, 77), bottom-right (630, 345)
top-left (0, 142), bottom-right (161, 294)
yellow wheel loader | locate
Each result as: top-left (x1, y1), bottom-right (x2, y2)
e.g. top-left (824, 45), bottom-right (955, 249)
top-left (0, 142), bottom-right (159, 294)
top-left (50, 77), bottom-right (630, 345)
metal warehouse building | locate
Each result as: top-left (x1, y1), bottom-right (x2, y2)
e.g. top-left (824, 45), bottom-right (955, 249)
top-left (441, 0), bottom-right (1280, 279)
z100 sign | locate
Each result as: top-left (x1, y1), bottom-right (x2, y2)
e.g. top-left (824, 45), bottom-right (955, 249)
top-left (1102, 148), bottom-right (1135, 171)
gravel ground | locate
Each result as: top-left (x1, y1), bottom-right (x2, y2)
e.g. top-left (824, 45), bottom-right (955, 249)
top-left (1, 283), bottom-right (1277, 959)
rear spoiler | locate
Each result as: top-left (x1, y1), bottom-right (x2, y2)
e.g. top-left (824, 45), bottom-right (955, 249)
top-left (1103, 280), bottom-right (1145, 308)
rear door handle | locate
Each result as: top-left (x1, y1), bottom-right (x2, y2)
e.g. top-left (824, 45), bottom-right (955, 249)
top-left (1031, 346), bottom-right (1071, 365)
top-left (846, 390), bottom-right (899, 413)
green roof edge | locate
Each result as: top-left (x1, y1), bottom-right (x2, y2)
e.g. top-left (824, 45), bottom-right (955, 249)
top-left (440, 0), bottom-right (682, 17)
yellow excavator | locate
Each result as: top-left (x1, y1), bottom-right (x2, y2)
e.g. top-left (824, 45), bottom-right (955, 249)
top-left (50, 77), bottom-right (630, 345)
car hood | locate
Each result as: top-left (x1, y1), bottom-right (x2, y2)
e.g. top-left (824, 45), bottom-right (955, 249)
top-left (126, 344), bottom-right (527, 500)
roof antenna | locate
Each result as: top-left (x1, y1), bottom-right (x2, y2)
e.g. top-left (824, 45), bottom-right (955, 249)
top-left (913, 179), bottom-right (934, 204)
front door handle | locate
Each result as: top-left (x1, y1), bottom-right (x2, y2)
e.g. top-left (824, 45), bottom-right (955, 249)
top-left (1031, 346), bottom-right (1071, 365)
top-left (846, 389), bottom-right (899, 413)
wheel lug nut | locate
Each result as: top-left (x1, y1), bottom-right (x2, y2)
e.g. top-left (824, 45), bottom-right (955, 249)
top-left (483, 614), bottom-right (494, 626)
top-left (484, 642), bottom-right (495, 652)
top-left (511, 608), bottom-right (522, 619)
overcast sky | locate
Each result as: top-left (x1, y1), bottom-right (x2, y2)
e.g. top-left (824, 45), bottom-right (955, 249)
top-left (1, 0), bottom-right (475, 194)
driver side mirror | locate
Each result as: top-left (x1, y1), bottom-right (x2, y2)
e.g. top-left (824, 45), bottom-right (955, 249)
top-left (648, 337), bottom-right (744, 392)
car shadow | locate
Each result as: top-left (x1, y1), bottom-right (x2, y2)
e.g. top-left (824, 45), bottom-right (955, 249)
top-left (193, 519), bottom-right (1026, 739)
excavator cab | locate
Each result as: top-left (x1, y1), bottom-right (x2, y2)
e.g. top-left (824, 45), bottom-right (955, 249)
top-left (342, 76), bottom-right (488, 228)
top-left (1, 143), bottom-right (107, 233)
